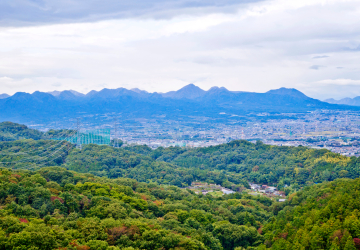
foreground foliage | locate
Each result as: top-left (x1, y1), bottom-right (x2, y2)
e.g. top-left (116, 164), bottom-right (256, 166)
top-left (262, 178), bottom-right (360, 249)
top-left (0, 167), bottom-right (271, 250)
top-left (2, 122), bottom-right (360, 249)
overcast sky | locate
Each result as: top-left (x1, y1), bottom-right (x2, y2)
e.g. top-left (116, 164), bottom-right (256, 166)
top-left (0, 0), bottom-right (360, 100)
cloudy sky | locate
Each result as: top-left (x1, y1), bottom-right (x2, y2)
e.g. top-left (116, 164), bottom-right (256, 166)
top-left (0, 0), bottom-right (360, 100)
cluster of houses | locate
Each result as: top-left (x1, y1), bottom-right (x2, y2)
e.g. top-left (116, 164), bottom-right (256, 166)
top-left (200, 188), bottom-right (235, 195)
top-left (249, 183), bottom-right (286, 201)
top-left (185, 182), bottom-right (286, 201)
top-left (186, 182), bottom-right (235, 195)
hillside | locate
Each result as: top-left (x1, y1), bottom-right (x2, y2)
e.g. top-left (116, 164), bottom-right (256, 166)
top-left (1, 123), bottom-right (360, 249)
top-left (1, 125), bottom-right (360, 193)
top-left (1, 138), bottom-right (360, 249)
top-left (125, 141), bottom-right (360, 189)
top-left (0, 121), bottom-right (359, 192)
top-left (262, 178), bottom-right (360, 249)
top-left (0, 122), bottom-right (43, 141)
top-left (0, 122), bottom-right (75, 142)
top-left (0, 167), bottom-right (271, 250)
top-left (1, 153), bottom-right (360, 249)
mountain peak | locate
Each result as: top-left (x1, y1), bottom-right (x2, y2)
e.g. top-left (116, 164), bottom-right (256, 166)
top-left (208, 86), bottom-right (228, 91)
top-left (47, 90), bottom-right (61, 96)
top-left (0, 93), bottom-right (10, 99)
top-left (266, 87), bottom-right (308, 99)
top-left (131, 88), bottom-right (149, 95)
top-left (68, 90), bottom-right (84, 97)
top-left (162, 84), bottom-right (205, 99)
top-left (179, 84), bottom-right (205, 93)
top-left (48, 90), bottom-right (84, 97)
top-left (57, 90), bottom-right (79, 100)
top-left (85, 87), bottom-right (143, 99)
top-left (207, 86), bottom-right (229, 94)
top-left (182, 83), bottom-right (200, 89)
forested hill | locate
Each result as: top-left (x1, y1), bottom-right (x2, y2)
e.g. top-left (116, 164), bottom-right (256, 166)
top-left (2, 121), bottom-right (360, 194)
top-left (0, 167), bottom-right (271, 250)
top-left (1, 133), bottom-right (360, 194)
top-left (0, 122), bottom-right (44, 141)
top-left (262, 178), bottom-right (360, 249)
top-left (1, 155), bottom-right (360, 249)
top-left (0, 121), bottom-right (75, 141)
top-left (2, 123), bottom-right (360, 249)
top-left (124, 140), bottom-right (360, 189)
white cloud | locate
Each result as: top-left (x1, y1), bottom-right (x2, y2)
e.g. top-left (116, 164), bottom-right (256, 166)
top-left (0, 0), bottom-right (264, 26)
top-left (296, 79), bottom-right (360, 100)
top-left (0, 0), bottom-right (360, 98)
top-left (315, 79), bottom-right (360, 86)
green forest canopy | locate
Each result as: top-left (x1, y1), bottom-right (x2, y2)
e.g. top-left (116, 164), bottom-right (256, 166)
top-left (1, 165), bottom-right (360, 249)
top-left (1, 138), bottom-right (360, 193)
top-left (1, 122), bottom-right (360, 249)
top-left (0, 121), bottom-right (360, 193)
top-left (0, 167), bottom-right (271, 250)
top-left (0, 122), bottom-right (76, 142)
top-left (261, 178), bottom-right (360, 250)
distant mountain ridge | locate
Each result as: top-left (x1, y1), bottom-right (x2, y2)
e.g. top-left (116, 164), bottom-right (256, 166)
top-left (162, 83), bottom-right (206, 99)
top-left (0, 84), bottom-right (354, 125)
top-left (266, 87), bottom-right (308, 98)
top-left (48, 90), bottom-right (84, 97)
top-left (0, 94), bottom-right (10, 99)
top-left (324, 96), bottom-right (360, 106)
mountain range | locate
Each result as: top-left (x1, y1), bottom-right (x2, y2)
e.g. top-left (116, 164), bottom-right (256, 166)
top-left (0, 84), bottom-right (355, 126)
top-left (324, 97), bottom-right (360, 106)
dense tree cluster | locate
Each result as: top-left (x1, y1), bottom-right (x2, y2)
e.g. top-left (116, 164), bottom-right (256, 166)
top-left (0, 140), bottom-right (73, 169)
top-left (125, 140), bottom-right (360, 190)
top-left (64, 144), bottom-right (250, 189)
top-left (262, 178), bottom-right (360, 249)
top-left (2, 122), bottom-right (360, 191)
top-left (0, 122), bottom-right (75, 142)
top-left (2, 122), bottom-right (360, 249)
top-left (1, 134), bottom-right (359, 193)
top-left (0, 167), bottom-right (270, 250)
top-left (0, 122), bottom-right (43, 141)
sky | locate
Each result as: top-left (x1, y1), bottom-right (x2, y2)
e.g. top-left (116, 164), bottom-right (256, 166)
top-left (0, 0), bottom-right (360, 100)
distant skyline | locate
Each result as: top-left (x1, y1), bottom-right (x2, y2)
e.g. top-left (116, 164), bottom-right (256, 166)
top-left (0, 84), bottom-right (300, 95)
top-left (0, 0), bottom-right (360, 99)
top-left (0, 84), bottom-right (353, 102)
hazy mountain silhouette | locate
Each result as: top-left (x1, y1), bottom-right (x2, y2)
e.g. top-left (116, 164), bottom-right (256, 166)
top-left (266, 87), bottom-right (308, 99)
top-left (0, 94), bottom-right (9, 99)
top-left (48, 90), bottom-right (84, 97)
top-left (325, 97), bottom-right (360, 106)
top-left (162, 84), bottom-right (206, 99)
top-left (0, 85), bottom-right (354, 124)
